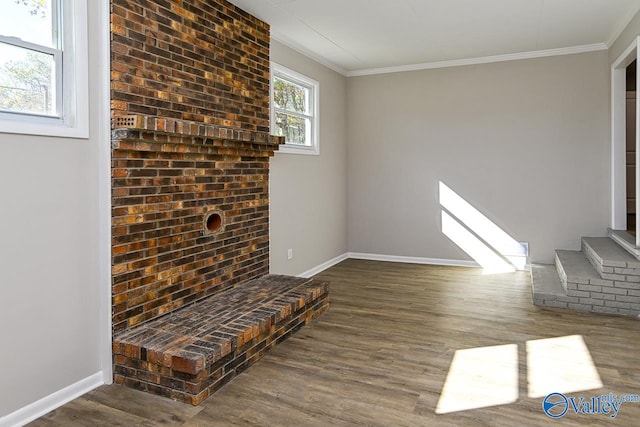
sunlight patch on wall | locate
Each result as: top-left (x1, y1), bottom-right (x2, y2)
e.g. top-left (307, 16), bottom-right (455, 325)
top-left (441, 211), bottom-right (516, 274)
top-left (439, 181), bottom-right (527, 273)
top-left (435, 344), bottom-right (519, 414)
top-left (527, 335), bottom-right (603, 398)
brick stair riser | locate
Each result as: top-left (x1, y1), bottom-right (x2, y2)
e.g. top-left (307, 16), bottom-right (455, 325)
top-left (553, 279), bottom-right (640, 315)
top-left (549, 250), bottom-right (640, 316)
top-left (582, 240), bottom-right (640, 280)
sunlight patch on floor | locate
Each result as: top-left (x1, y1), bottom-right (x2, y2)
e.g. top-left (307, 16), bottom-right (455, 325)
top-left (435, 344), bottom-right (518, 414)
top-left (527, 335), bottom-right (603, 398)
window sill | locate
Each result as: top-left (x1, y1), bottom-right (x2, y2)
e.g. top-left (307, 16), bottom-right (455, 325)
top-left (277, 144), bottom-right (319, 155)
top-left (0, 117), bottom-right (88, 139)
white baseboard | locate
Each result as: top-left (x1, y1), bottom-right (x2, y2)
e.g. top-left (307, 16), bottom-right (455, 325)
top-left (0, 372), bottom-right (104, 427)
top-left (297, 251), bottom-right (481, 278)
top-left (347, 252), bottom-right (481, 268)
top-left (299, 253), bottom-right (349, 278)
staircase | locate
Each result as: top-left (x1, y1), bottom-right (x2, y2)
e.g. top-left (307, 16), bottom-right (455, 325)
top-left (531, 229), bottom-right (640, 316)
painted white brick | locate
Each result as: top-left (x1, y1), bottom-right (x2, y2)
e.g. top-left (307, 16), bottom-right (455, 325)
top-left (568, 303), bottom-right (591, 311)
top-left (602, 260), bottom-right (627, 268)
top-left (601, 273), bottom-right (626, 281)
top-left (566, 282), bottom-right (578, 290)
top-left (605, 300), bottom-right (632, 309)
top-left (570, 277), bottom-right (590, 285)
top-left (616, 295), bottom-right (640, 303)
top-left (590, 278), bottom-right (614, 287)
top-left (628, 290), bottom-right (640, 297)
top-left (625, 275), bottom-right (640, 283)
top-left (570, 290), bottom-right (591, 298)
top-left (579, 298), bottom-right (604, 306)
top-left (614, 281), bottom-right (640, 290)
top-left (601, 266), bottom-right (615, 273)
top-left (614, 268), bottom-right (640, 275)
top-left (591, 292), bottom-right (616, 301)
top-left (567, 289), bottom-right (584, 298)
top-left (543, 301), bottom-right (567, 309)
top-left (578, 284), bottom-right (602, 292)
top-left (602, 287), bottom-right (627, 295)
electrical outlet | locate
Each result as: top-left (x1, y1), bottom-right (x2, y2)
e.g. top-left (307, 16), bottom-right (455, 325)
top-left (287, 248), bottom-right (293, 260)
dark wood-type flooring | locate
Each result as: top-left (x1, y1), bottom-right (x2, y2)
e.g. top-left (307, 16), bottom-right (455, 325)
top-left (30, 259), bottom-right (640, 426)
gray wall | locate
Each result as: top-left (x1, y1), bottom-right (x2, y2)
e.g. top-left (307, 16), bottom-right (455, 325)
top-left (347, 51), bottom-right (610, 264)
top-left (269, 41), bottom-right (348, 275)
top-left (0, 2), bottom-right (106, 418)
top-left (610, 9), bottom-right (640, 63)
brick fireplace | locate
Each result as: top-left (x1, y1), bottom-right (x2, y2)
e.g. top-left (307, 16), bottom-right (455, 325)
top-left (111, 0), bottom-right (274, 334)
top-left (110, 0), bottom-right (329, 403)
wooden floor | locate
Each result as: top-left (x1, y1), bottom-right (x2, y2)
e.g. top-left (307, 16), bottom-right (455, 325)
top-left (31, 259), bottom-right (640, 426)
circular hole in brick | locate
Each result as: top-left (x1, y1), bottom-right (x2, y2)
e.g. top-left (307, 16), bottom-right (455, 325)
top-left (204, 212), bottom-right (223, 234)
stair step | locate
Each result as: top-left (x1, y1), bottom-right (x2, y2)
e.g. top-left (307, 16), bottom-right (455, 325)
top-left (530, 264), bottom-right (588, 310)
top-left (555, 249), bottom-right (601, 285)
top-left (582, 237), bottom-right (640, 270)
top-left (608, 229), bottom-right (640, 260)
top-left (553, 249), bottom-right (640, 316)
top-left (530, 235), bottom-right (640, 317)
top-left (531, 264), bottom-right (566, 303)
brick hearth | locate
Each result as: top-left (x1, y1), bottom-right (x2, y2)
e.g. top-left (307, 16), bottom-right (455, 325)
top-left (113, 275), bottom-right (329, 405)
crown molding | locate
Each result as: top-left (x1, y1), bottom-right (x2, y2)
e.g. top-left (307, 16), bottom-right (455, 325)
top-left (346, 43), bottom-right (609, 77)
top-left (272, 33), bottom-right (609, 79)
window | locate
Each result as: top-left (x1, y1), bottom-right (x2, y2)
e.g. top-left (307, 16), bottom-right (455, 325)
top-left (271, 63), bottom-right (319, 155)
top-left (0, 0), bottom-right (88, 138)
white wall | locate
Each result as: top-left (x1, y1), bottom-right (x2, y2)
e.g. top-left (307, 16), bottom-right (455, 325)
top-left (269, 40), bottom-right (348, 275)
top-left (347, 51), bottom-right (611, 264)
top-left (0, 1), bottom-right (108, 421)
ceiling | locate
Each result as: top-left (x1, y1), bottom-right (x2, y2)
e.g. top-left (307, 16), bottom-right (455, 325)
top-left (227, 0), bottom-right (640, 76)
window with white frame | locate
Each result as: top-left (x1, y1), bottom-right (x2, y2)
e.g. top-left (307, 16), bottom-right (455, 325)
top-left (271, 63), bottom-right (319, 155)
top-left (0, 0), bottom-right (88, 138)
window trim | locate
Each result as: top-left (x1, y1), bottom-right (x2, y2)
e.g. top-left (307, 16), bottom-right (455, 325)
top-left (0, 0), bottom-right (89, 139)
top-left (271, 63), bottom-right (319, 155)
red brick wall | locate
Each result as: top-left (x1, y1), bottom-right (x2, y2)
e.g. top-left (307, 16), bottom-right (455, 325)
top-left (110, 0), bottom-right (270, 132)
top-left (110, 0), bottom-right (279, 333)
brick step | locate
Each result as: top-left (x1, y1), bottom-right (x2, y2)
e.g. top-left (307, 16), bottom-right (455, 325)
top-left (530, 249), bottom-right (640, 316)
top-left (555, 249), bottom-right (602, 291)
top-left (582, 236), bottom-right (640, 278)
top-left (531, 264), bottom-right (573, 308)
top-left (113, 275), bottom-right (330, 405)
